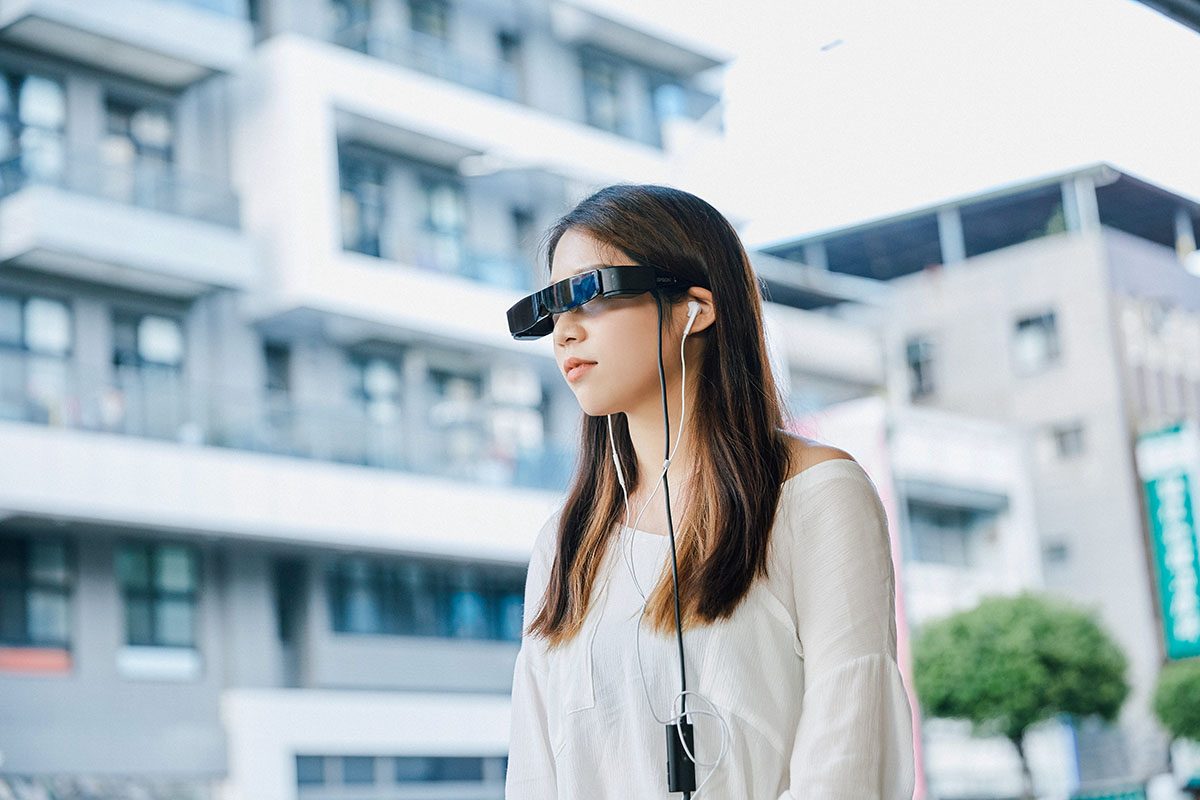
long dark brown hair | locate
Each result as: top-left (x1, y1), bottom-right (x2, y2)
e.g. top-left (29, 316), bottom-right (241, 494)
top-left (527, 185), bottom-right (795, 647)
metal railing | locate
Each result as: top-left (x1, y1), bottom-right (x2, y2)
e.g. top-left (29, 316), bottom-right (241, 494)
top-left (333, 22), bottom-right (520, 101)
top-left (0, 350), bottom-right (571, 491)
top-left (0, 136), bottom-right (240, 227)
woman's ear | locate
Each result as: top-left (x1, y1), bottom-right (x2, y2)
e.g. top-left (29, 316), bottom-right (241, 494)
top-left (683, 287), bottom-right (715, 334)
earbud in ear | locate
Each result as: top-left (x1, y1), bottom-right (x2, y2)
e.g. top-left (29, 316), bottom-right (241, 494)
top-left (687, 301), bottom-right (701, 319)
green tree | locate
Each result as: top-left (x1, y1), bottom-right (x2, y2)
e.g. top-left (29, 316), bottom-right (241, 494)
top-left (913, 593), bottom-right (1129, 800)
top-left (1153, 657), bottom-right (1200, 798)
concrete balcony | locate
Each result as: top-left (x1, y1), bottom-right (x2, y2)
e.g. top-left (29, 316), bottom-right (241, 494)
top-left (0, 144), bottom-right (255, 297)
top-left (0, 0), bottom-right (253, 89)
top-left (0, 415), bottom-right (559, 562)
top-left (222, 689), bottom-right (511, 800)
top-left (0, 350), bottom-right (567, 544)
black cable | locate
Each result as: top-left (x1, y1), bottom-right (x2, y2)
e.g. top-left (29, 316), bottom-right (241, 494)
top-left (655, 294), bottom-right (695, 797)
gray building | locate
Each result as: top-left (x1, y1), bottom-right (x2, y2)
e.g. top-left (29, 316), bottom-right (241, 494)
top-left (0, 0), bottom-right (733, 797)
top-left (764, 163), bottom-right (1200, 791)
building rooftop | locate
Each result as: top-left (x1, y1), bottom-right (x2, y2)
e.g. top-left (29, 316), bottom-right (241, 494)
top-left (760, 163), bottom-right (1200, 282)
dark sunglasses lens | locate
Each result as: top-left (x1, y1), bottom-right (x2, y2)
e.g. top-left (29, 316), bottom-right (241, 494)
top-left (547, 271), bottom-right (599, 312)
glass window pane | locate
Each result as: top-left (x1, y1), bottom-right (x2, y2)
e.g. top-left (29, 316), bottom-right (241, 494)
top-left (155, 545), bottom-right (195, 593)
top-left (125, 596), bottom-right (153, 645)
top-left (18, 75), bottom-right (66, 131)
top-left (0, 586), bottom-right (26, 643)
top-left (0, 537), bottom-right (24, 583)
top-left (27, 589), bottom-right (68, 645)
top-left (0, 295), bottom-right (22, 347)
top-left (23, 298), bottom-right (71, 355)
top-left (498, 592), bottom-right (523, 641)
top-left (394, 756), bottom-right (435, 782)
top-left (296, 755), bottom-right (325, 785)
top-left (116, 546), bottom-right (150, 589)
top-left (29, 540), bottom-right (68, 585)
top-left (129, 108), bottom-right (173, 153)
top-left (434, 756), bottom-right (483, 780)
top-left (137, 316), bottom-right (184, 366)
top-left (155, 597), bottom-right (195, 646)
top-left (342, 756), bottom-right (375, 784)
top-left (449, 588), bottom-right (487, 639)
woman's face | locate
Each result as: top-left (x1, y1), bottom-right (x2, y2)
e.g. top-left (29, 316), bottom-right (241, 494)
top-left (548, 228), bottom-right (686, 418)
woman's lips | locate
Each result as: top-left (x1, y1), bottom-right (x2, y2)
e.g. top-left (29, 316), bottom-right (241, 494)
top-left (566, 362), bottom-right (597, 382)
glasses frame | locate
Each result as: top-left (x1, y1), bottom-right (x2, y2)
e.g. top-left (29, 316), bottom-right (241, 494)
top-left (506, 266), bottom-right (690, 340)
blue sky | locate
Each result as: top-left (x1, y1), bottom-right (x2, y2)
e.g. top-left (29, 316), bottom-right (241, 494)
top-left (590, 0), bottom-right (1200, 246)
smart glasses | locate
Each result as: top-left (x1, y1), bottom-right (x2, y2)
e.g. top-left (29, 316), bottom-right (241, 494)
top-left (506, 266), bottom-right (690, 339)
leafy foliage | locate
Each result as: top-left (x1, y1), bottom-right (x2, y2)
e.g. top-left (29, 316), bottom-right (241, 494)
top-left (913, 592), bottom-right (1129, 742)
top-left (1153, 657), bottom-right (1200, 742)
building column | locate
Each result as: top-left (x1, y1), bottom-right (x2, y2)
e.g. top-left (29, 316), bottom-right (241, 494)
top-left (1175, 206), bottom-right (1197, 265)
top-left (803, 241), bottom-right (828, 271)
top-left (1062, 176), bottom-right (1100, 233)
top-left (937, 206), bottom-right (965, 265)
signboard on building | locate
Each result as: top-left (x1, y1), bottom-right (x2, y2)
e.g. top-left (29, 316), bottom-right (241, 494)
top-left (1135, 423), bottom-right (1200, 660)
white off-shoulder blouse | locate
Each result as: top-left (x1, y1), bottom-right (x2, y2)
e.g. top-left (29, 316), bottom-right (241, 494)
top-left (505, 458), bottom-right (916, 799)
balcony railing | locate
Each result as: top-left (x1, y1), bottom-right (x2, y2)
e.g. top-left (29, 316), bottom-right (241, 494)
top-left (0, 135), bottom-right (240, 227)
top-left (0, 350), bottom-right (571, 492)
top-left (333, 22), bottom-right (519, 101)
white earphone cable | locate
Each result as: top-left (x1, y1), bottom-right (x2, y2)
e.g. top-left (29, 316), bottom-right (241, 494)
top-left (602, 300), bottom-right (730, 796)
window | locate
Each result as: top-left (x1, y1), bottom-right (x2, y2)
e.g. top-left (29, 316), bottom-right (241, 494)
top-left (905, 336), bottom-right (935, 398)
top-left (296, 755), bottom-right (325, 786)
top-left (408, 0), bottom-right (449, 40)
top-left (1043, 539), bottom-right (1070, 566)
top-left (581, 50), bottom-right (623, 134)
top-left (338, 147), bottom-right (388, 258)
top-left (103, 98), bottom-right (174, 210)
top-left (112, 313), bottom-right (184, 370)
top-left (906, 500), bottom-right (995, 568)
top-left (394, 756), bottom-right (485, 781)
top-left (342, 756), bottom-right (375, 784)
top-left (0, 537), bottom-right (71, 648)
top-left (264, 343), bottom-right (291, 394)
top-left (1050, 422), bottom-right (1085, 458)
top-left (0, 294), bottom-right (71, 355)
top-left (116, 542), bottom-right (199, 647)
top-left (0, 70), bottom-right (66, 184)
top-left (326, 556), bottom-right (525, 640)
top-left (416, 174), bottom-right (465, 273)
top-left (1013, 311), bottom-right (1060, 374)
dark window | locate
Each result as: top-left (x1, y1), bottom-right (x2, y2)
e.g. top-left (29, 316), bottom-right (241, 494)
top-left (581, 50), bottom-right (623, 134)
top-left (296, 755), bottom-right (325, 785)
top-left (327, 556), bottom-right (525, 640)
top-left (0, 69), bottom-right (67, 186)
top-left (408, 0), bottom-right (449, 40)
top-left (394, 756), bottom-right (485, 781)
top-left (116, 542), bottom-right (199, 647)
top-left (906, 500), bottom-right (996, 568)
top-left (112, 313), bottom-right (184, 370)
top-left (0, 537), bottom-right (71, 647)
top-left (342, 756), bottom-right (375, 784)
top-left (264, 343), bottom-right (291, 394)
top-left (338, 146), bottom-right (388, 258)
top-left (416, 174), bottom-right (465, 273)
top-left (1051, 422), bottom-right (1085, 458)
top-left (1013, 311), bottom-right (1060, 374)
top-left (905, 336), bottom-right (935, 399)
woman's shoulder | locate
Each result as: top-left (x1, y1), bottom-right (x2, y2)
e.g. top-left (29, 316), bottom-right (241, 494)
top-left (779, 431), bottom-right (858, 483)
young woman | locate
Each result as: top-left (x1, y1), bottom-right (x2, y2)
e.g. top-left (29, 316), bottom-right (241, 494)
top-left (505, 185), bottom-right (914, 799)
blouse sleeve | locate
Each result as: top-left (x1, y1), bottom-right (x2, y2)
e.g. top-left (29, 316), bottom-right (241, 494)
top-left (505, 512), bottom-right (560, 799)
top-left (779, 461), bottom-right (916, 800)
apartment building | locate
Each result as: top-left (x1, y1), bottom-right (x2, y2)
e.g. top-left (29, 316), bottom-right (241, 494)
top-left (765, 163), bottom-right (1200, 793)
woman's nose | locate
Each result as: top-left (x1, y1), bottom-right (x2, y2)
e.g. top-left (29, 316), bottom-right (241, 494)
top-left (552, 310), bottom-right (583, 346)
